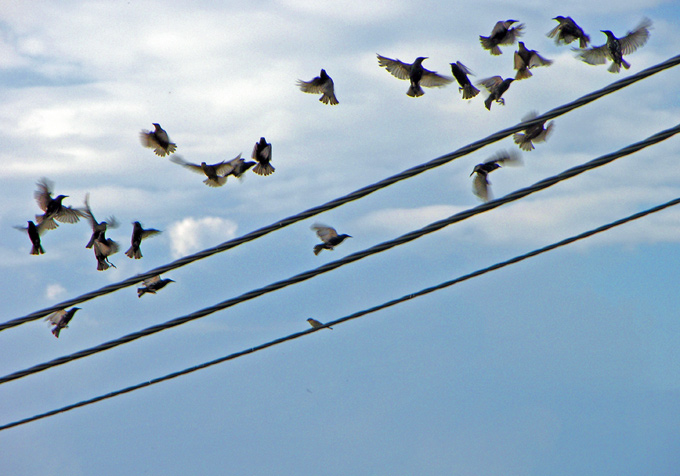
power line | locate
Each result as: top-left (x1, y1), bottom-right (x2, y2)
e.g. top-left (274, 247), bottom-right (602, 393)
top-left (3, 53), bottom-right (679, 332)
top-left (2, 195), bottom-right (678, 432)
top-left (1, 124), bottom-right (678, 386)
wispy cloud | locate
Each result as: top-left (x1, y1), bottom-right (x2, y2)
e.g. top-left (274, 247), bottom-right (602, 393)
top-left (167, 216), bottom-right (238, 258)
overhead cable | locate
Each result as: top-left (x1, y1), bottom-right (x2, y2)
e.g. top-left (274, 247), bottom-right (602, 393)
top-left (1, 195), bottom-right (678, 432)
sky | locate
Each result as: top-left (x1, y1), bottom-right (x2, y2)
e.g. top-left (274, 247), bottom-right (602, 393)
top-left (1, 0), bottom-right (680, 474)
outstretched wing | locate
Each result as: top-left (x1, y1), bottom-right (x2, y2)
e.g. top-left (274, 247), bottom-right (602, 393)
top-left (619, 18), bottom-right (652, 55)
top-left (377, 54), bottom-right (410, 80)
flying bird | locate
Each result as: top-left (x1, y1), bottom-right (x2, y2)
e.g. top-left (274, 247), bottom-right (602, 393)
top-left (45, 307), bottom-right (80, 338)
top-left (138, 275), bottom-right (175, 297)
top-left (93, 234), bottom-right (119, 271)
top-left (34, 178), bottom-right (85, 231)
top-left (252, 137), bottom-right (274, 176)
top-left (311, 224), bottom-right (351, 255)
top-left (297, 69), bottom-right (338, 105)
top-left (225, 156), bottom-right (256, 179)
top-left (14, 220), bottom-right (45, 255)
top-left (170, 154), bottom-right (243, 187)
top-left (83, 193), bottom-right (118, 249)
top-left (307, 318), bottom-right (333, 330)
top-left (514, 42), bottom-right (553, 80)
top-left (125, 221), bottom-right (161, 259)
top-left (480, 20), bottom-right (524, 55)
top-left (140, 123), bottom-right (177, 156)
top-left (470, 151), bottom-right (522, 202)
top-left (450, 62), bottom-right (480, 100)
top-left (513, 111), bottom-right (555, 151)
top-left (547, 16), bottom-right (590, 48)
top-left (478, 76), bottom-right (515, 110)
top-left (575, 18), bottom-right (652, 73)
top-left (377, 54), bottom-right (452, 97)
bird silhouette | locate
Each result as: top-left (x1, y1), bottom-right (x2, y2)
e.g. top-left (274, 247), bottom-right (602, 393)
top-left (575, 18), bottom-right (652, 73)
top-left (138, 275), bottom-right (175, 297)
top-left (478, 76), bottom-right (515, 110)
top-left (83, 193), bottom-right (118, 249)
top-left (14, 220), bottom-right (45, 255)
top-left (513, 111), bottom-right (555, 151)
top-left (140, 123), bottom-right (177, 156)
top-left (297, 69), bottom-right (339, 105)
top-left (33, 178), bottom-right (85, 231)
top-left (470, 151), bottom-right (522, 201)
top-left (252, 137), bottom-right (274, 176)
top-left (311, 224), bottom-right (351, 255)
top-left (307, 318), bottom-right (333, 330)
top-left (377, 54), bottom-right (452, 97)
top-left (480, 20), bottom-right (524, 55)
top-left (125, 221), bottom-right (161, 259)
top-left (450, 61), bottom-right (480, 100)
top-left (170, 154), bottom-right (243, 187)
top-left (548, 16), bottom-right (590, 48)
top-left (514, 42), bottom-right (553, 80)
top-left (45, 307), bottom-right (80, 338)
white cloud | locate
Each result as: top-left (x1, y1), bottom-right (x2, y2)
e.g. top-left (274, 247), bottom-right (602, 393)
top-left (45, 283), bottom-right (67, 300)
top-left (167, 216), bottom-right (238, 258)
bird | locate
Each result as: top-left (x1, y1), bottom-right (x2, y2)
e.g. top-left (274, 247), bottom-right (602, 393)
top-left (547, 16), bottom-right (590, 48)
top-left (297, 69), bottom-right (338, 105)
top-left (45, 307), bottom-right (80, 338)
top-left (83, 193), bottom-right (118, 249)
top-left (307, 318), bottom-right (333, 330)
top-left (377, 54), bottom-right (452, 97)
top-left (125, 221), bottom-right (161, 259)
top-left (33, 178), bottom-right (85, 231)
top-left (514, 42), bottom-right (553, 80)
top-left (478, 76), bottom-right (515, 110)
top-left (14, 220), bottom-right (45, 255)
top-left (311, 224), bottom-right (351, 255)
top-left (251, 137), bottom-right (274, 176)
top-left (225, 156), bottom-right (256, 179)
top-left (170, 154), bottom-right (242, 187)
top-left (470, 151), bottom-right (522, 202)
top-left (450, 62), bottom-right (480, 100)
top-left (140, 123), bottom-right (177, 156)
top-left (138, 275), bottom-right (175, 297)
top-left (93, 234), bottom-right (119, 271)
top-left (575, 18), bottom-right (652, 73)
top-left (480, 20), bottom-right (524, 55)
top-left (513, 111), bottom-right (555, 151)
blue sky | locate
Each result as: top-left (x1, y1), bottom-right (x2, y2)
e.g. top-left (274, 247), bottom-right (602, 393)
top-left (1, 1), bottom-right (680, 475)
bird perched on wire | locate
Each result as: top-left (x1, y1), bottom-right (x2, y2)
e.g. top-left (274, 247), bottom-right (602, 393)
top-left (480, 20), bottom-right (525, 55)
top-left (311, 224), bottom-right (351, 255)
top-left (470, 151), bottom-right (522, 202)
top-left (548, 16), bottom-right (590, 48)
top-left (33, 178), bottom-right (85, 231)
top-left (514, 42), bottom-right (553, 80)
top-left (45, 307), bottom-right (80, 338)
top-left (377, 54), bottom-right (453, 97)
top-left (125, 221), bottom-right (161, 259)
top-left (478, 76), bottom-right (515, 110)
top-left (513, 111), bottom-right (555, 151)
top-left (297, 69), bottom-right (338, 105)
top-left (575, 18), bottom-right (652, 73)
top-left (140, 123), bottom-right (177, 156)
top-left (252, 137), bottom-right (274, 176)
top-left (307, 318), bottom-right (333, 330)
top-left (14, 220), bottom-right (45, 255)
top-left (83, 193), bottom-right (118, 249)
top-left (138, 275), bottom-right (175, 297)
top-left (170, 154), bottom-right (242, 187)
top-left (450, 61), bottom-right (480, 100)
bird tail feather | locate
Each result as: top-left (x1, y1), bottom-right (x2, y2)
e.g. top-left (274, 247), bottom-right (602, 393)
top-left (320, 93), bottom-right (339, 105)
top-left (313, 244), bottom-right (324, 255)
top-left (407, 84), bottom-right (424, 97)
top-left (253, 163), bottom-right (275, 176)
top-left (484, 96), bottom-right (493, 110)
top-left (462, 84), bottom-right (480, 100)
top-left (515, 67), bottom-right (532, 80)
top-left (479, 36), bottom-right (502, 55)
top-left (125, 246), bottom-right (142, 259)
